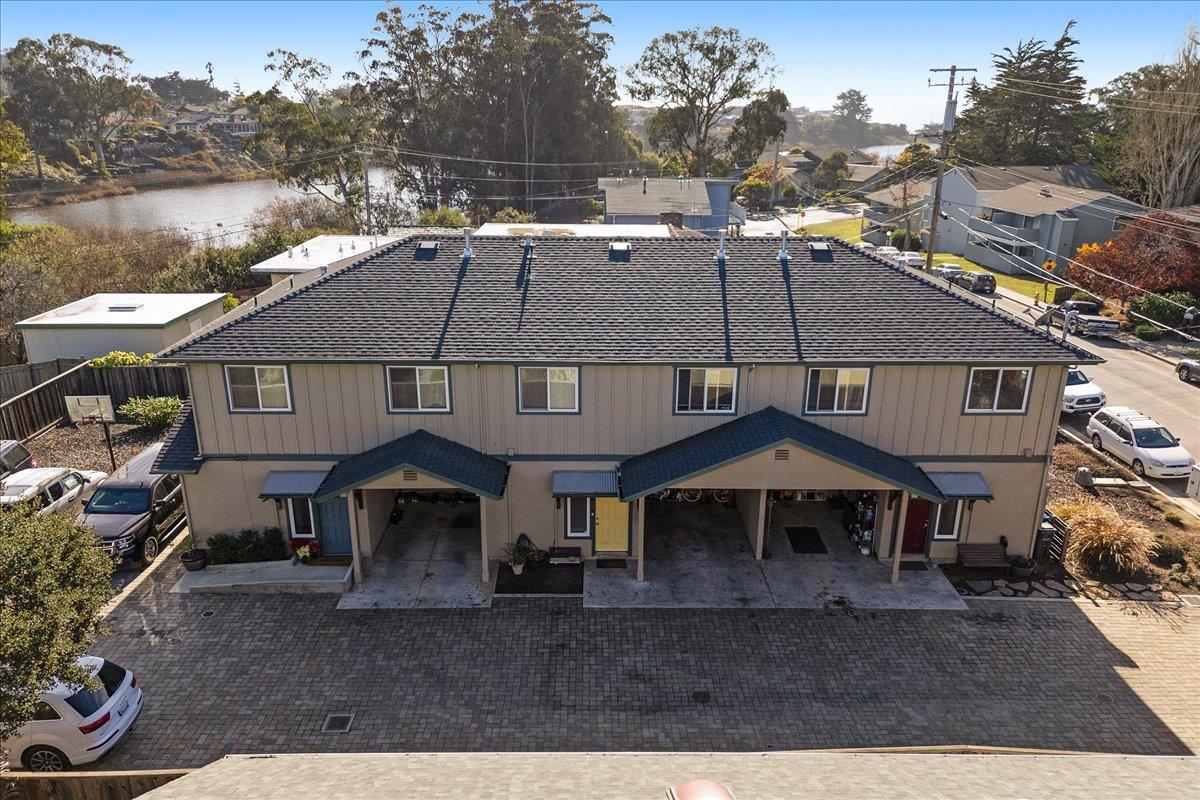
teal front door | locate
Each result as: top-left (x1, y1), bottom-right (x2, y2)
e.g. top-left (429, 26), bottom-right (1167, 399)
top-left (315, 498), bottom-right (352, 556)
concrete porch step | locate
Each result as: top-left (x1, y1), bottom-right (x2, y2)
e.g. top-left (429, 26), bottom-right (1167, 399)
top-left (171, 559), bottom-right (352, 595)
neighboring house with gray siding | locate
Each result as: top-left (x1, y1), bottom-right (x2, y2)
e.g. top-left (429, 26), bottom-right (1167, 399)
top-left (154, 234), bottom-right (1095, 592)
top-left (599, 177), bottom-right (735, 236)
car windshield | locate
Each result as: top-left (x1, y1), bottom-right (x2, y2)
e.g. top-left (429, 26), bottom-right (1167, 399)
top-left (1066, 370), bottom-right (1091, 386)
top-left (85, 487), bottom-right (151, 515)
top-left (1133, 427), bottom-right (1179, 448)
top-left (65, 684), bottom-right (110, 718)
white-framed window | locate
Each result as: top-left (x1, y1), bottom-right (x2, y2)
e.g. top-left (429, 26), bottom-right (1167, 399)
top-left (565, 497), bottom-right (592, 539)
top-left (387, 366), bottom-right (450, 412)
top-left (286, 498), bottom-right (316, 538)
top-left (931, 499), bottom-right (964, 540)
top-left (675, 367), bottom-right (737, 413)
top-left (518, 366), bottom-right (579, 412)
top-left (965, 367), bottom-right (1030, 413)
top-left (805, 367), bottom-right (870, 414)
top-left (225, 365), bottom-right (291, 412)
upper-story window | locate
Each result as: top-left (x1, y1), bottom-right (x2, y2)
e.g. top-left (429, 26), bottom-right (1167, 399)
top-left (806, 367), bottom-right (870, 414)
top-left (675, 367), bottom-right (737, 414)
top-left (225, 365), bottom-right (291, 412)
top-left (518, 366), bottom-right (579, 413)
top-left (387, 366), bottom-right (450, 412)
top-left (965, 366), bottom-right (1030, 414)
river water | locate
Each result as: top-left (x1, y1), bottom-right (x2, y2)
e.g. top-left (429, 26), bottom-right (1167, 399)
top-left (11, 168), bottom-right (397, 245)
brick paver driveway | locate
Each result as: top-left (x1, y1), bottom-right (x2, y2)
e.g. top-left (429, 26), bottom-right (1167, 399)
top-left (92, 562), bottom-right (1199, 769)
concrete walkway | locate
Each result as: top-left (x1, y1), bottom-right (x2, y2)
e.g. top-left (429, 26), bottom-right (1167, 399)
top-left (171, 558), bottom-right (350, 594)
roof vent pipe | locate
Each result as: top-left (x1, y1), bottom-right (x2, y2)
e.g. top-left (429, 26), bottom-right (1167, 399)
top-left (522, 234), bottom-right (533, 251)
top-left (778, 230), bottom-right (790, 264)
top-left (642, 176), bottom-right (648, 194)
top-left (715, 231), bottom-right (727, 265)
top-left (462, 227), bottom-right (473, 260)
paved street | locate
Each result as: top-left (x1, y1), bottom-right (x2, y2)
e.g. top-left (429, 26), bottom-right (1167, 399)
top-left (739, 205), bottom-right (862, 237)
top-left (87, 561), bottom-right (1200, 770)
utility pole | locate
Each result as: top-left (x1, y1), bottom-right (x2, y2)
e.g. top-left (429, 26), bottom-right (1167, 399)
top-left (359, 149), bottom-right (372, 235)
top-left (924, 65), bottom-right (975, 272)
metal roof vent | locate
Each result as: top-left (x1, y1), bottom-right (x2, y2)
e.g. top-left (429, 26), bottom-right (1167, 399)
top-left (808, 241), bottom-right (833, 262)
top-left (609, 241), bottom-right (631, 261)
top-left (642, 176), bottom-right (648, 194)
top-left (322, 713), bottom-right (354, 734)
top-left (462, 228), bottom-right (473, 261)
top-left (414, 240), bottom-right (440, 261)
top-left (107, 303), bottom-right (143, 312)
top-left (1039, 186), bottom-right (1052, 197)
top-left (778, 230), bottom-right (790, 264)
top-left (715, 231), bottom-right (727, 265)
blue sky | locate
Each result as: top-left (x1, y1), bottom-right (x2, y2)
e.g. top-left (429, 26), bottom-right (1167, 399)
top-left (2, 1), bottom-right (1196, 128)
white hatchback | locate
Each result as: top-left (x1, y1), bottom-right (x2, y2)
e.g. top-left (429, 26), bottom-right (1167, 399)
top-left (1061, 367), bottom-right (1107, 414)
top-left (4, 657), bottom-right (143, 771)
top-left (1087, 406), bottom-right (1195, 479)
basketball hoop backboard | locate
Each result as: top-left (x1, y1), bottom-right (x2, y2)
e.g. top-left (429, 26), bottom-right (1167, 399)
top-left (65, 395), bottom-right (115, 424)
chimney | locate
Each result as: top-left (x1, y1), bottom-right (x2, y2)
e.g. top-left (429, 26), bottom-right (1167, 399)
top-left (778, 230), bottom-right (790, 264)
top-left (462, 227), bottom-right (473, 261)
top-left (715, 231), bottom-right (727, 265)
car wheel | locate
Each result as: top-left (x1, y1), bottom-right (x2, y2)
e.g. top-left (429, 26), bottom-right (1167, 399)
top-left (23, 745), bottom-right (70, 772)
top-left (1181, 365), bottom-right (1192, 382)
top-left (1132, 460), bottom-right (1146, 477)
top-left (141, 534), bottom-right (160, 567)
top-left (1091, 433), bottom-right (1104, 452)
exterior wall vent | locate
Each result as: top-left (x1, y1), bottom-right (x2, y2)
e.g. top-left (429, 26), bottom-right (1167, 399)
top-left (774, 448), bottom-right (790, 461)
top-left (401, 469), bottom-right (419, 481)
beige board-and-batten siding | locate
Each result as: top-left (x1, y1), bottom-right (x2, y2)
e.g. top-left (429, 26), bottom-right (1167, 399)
top-left (186, 362), bottom-right (1066, 461)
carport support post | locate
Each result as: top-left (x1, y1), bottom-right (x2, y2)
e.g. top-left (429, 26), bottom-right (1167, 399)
top-left (346, 493), bottom-right (363, 586)
top-left (635, 498), bottom-right (645, 583)
top-left (891, 491), bottom-right (909, 585)
top-left (479, 497), bottom-right (490, 584)
top-left (754, 489), bottom-right (767, 560)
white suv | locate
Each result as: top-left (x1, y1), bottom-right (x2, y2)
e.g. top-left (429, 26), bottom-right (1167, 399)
top-left (0, 467), bottom-right (106, 516)
top-left (1061, 367), bottom-right (1107, 414)
top-left (1086, 406), bottom-right (1195, 479)
top-left (3, 656), bottom-right (143, 771)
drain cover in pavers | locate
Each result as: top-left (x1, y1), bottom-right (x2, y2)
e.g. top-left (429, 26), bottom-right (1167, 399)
top-left (786, 527), bottom-right (827, 554)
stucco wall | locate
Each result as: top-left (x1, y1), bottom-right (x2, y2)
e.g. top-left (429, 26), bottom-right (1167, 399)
top-left (733, 489), bottom-right (764, 554)
top-left (22, 327), bottom-right (172, 362)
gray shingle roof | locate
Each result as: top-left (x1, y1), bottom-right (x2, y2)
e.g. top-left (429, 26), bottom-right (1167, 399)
top-left (151, 403), bottom-right (204, 475)
top-left (618, 406), bottom-right (945, 502)
top-left (162, 235), bottom-right (1096, 365)
top-left (957, 164), bottom-right (1112, 192)
top-left (982, 182), bottom-right (1140, 216)
top-left (313, 429), bottom-right (509, 501)
top-left (599, 177), bottom-right (729, 216)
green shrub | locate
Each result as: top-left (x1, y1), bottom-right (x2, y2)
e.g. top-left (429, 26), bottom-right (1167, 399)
top-left (889, 229), bottom-right (918, 250)
top-left (118, 396), bottom-right (182, 430)
top-left (1132, 324), bottom-right (1162, 341)
top-left (205, 527), bottom-right (288, 564)
top-left (1129, 290), bottom-right (1200, 329)
top-left (577, 197), bottom-right (603, 218)
top-left (416, 206), bottom-right (468, 227)
top-left (1164, 511), bottom-right (1184, 527)
top-left (490, 206), bottom-right (536, 224)
top-left (221, 293), bottom-right (240, 313)
top-left (206, 532), bottom-right (240, 565)
top-left (90, 351), bottom-right (155, 367)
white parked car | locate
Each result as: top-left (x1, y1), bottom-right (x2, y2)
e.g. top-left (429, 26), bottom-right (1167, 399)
top-left (0, 467), bottom-right (106, 516)
top-left (3, 656), bottom-right (143, 771)
top-left (853, 241), bottom-right (876, 252)
top-left (894, 253), bottom-right (926, 269)
top-left (1061, 367), bottom-right (1107, 414)
top-left (1087, 406), bottom-right (1195, 479)
top-left (874, 246), bottom-right (899, 260)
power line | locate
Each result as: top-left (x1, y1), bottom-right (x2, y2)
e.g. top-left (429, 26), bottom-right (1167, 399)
top-left (369, 142), bottom-right (653, 169)
top-left (997, 75), bottom-right (1200, 98)
top-left (991, 80), bottom-right (1200, 116)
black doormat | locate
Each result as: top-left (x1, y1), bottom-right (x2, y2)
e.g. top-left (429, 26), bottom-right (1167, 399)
top-left (494, 561), bottom-right (584, 595)
top-left (900, 560), bottom-right (929, 571)
top-left (595, 558), bottom-right (627, 569)
top-left (786, 526), bottom-right (828, 554)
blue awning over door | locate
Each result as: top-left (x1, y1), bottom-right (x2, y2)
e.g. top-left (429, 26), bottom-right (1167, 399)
top-left (259, 470), bottom-right (330, 499)
top-left (551, 470), bottom-right (619, 497)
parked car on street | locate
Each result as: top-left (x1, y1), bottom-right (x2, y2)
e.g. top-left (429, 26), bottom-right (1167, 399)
top-left (853, 241), bottom-right (876, 252)
top-left (2, 656), bottom-right (143, 771)
top-left (893, 253), bottom-right (926, 269)
top-left (1046, 299), bottom-right (1120, 338)
top-left (932, 264), bottom-right (966, 282)
top-left (78, 443), bottom-right (185, 566)
top-left (1086, 406), bottom-right (1195, 479)
top-left (874, 246), bottom-right (899, 261)
top-left (1, 439), bottom-right (34, 480)
top-left (1177, 358), bottom-right (1199, 383)
top-left (952, 271), bottom-right (997, 294)
top-left (1060, 367), bottom-right (1106, 414)
top-left (0, 467), bottom-right (106, 515)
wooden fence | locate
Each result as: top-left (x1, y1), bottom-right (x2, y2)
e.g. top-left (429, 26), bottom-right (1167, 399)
top-left (2, 768), bottom-right (188, 800)
top-left (0, 359), bottom-right (83, 403)
top-left (0, 362), bottom-right (189, 442)
top-left (1043, 511), bottom-right (1072, 563)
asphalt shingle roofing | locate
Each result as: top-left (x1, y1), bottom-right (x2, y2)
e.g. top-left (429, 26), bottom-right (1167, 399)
top-left (598, 177), bottom-right (724, 216)
top-left (163, 235), bottom-right (1094, 364)
top-left (151, 403), bottom-right (203, 475)
top-left (618, 406), bottom-right (945, 502)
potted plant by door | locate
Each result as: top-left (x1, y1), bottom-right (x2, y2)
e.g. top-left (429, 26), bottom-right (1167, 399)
top-left (179, 534), bottom-right (208, 571)
top-left (291, 539), bottom-right (322, 564)
top-left (1009, 555), bottom-right (1036, 578)
top-left (503, 541), bottom-right (531, 576)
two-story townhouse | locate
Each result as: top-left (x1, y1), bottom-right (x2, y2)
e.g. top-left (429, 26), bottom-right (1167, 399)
top-left (154, 233), bottom-right (1096, 590)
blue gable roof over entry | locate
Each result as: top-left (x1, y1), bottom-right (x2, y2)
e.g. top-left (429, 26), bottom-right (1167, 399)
top-left (618, 406), bottom-right (945, 503)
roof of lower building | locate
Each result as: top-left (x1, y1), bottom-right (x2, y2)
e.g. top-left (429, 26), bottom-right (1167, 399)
top-left (865, 179), bottom-right (935, 208)
top-left (16, 293), bottom-right (224, 328)
top-left (981, 182), bottom-right (1141, 216)
top-left (955, 164), bottom-right (1113, 192)
top-left (161, 235), bottom-right (1095, 365)
top-left (599, 177), bottom-right (732, 216)
top-left (313, 429), bottom-right (509, 501)
top-left (473, 223), bottom-right (672, 238)
top-left (618, 406), bottom-right (945, 502)
top-left (845, 163), bottom-right (889, 183)
top-left (151, 403), bottom-right (204, 475)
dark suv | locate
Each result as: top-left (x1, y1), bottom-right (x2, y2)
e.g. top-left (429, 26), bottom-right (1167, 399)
top-left (77, 443), bottom-right (185, 566)
top-left (952, 271), bottom-right (997, 294)
top-left (1, 439), bottom-right (33, 481)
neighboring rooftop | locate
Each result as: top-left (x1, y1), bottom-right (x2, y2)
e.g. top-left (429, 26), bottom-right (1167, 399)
top-left (16, 293), bottom-right (225, 329)
top-left (845, 163), bottom-right (889, 184)
top-left (474, 222), bottom-right (671, 238)
top-left (599, 177), bottom-right (732, 216)
top-left (866, 179), bottom-right (935, 208)
top-left (163, 235), bottom-right (1095, 365)
top-left (247, 234), bottom-right (402, 276)
top-left (982, 181), bottom-right (1141, 216)
top-left (955, 164), bottom-right (1113, 193)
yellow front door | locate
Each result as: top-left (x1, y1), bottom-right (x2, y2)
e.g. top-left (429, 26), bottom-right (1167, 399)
top-left (593, 497), bottom-right (630, 553)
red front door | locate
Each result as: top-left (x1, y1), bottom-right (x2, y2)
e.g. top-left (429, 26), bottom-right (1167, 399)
top-left (901, 497), bottom-right (932, 554)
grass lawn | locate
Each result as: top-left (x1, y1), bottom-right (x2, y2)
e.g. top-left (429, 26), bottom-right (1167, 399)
top-left (804, 218), bottom-right (1055, 303)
